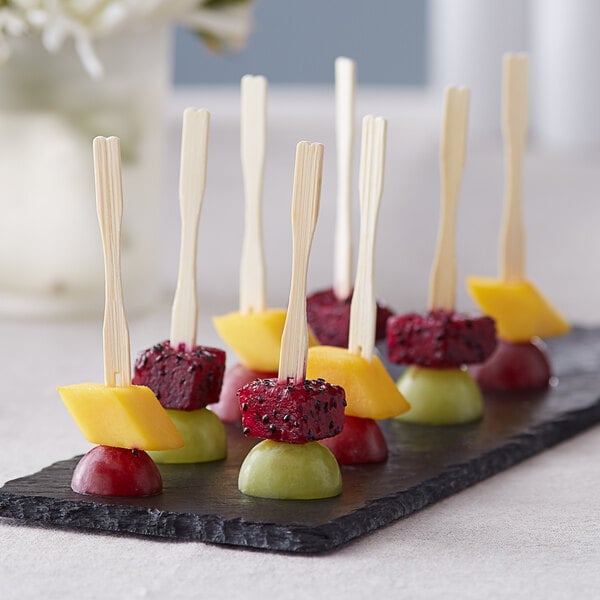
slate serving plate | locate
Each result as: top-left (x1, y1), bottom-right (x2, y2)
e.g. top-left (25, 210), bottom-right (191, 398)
top-left (1, 328), bottom-right (599, 554)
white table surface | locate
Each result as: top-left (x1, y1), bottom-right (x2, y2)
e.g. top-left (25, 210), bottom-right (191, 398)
top-left (1, 87), bottom-right (599, 599)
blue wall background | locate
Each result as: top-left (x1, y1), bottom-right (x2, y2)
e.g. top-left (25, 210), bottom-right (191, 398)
top-left (174, 0), bottom-right (427, 85)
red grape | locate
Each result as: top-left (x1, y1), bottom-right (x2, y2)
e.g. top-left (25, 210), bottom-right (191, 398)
top-left (471, 338), bottom-right (551, 391)
top-left (320, 416), bottom-right (388, 464)
top-left (71, 445), bottom-right (162, 497)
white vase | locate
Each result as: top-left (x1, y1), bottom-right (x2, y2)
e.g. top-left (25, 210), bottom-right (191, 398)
top-left (428, 0), bottom-right (529, 139)
top-left (531, 0), bottom-right (600, 149)
top-left (0, 24), bottom-right (172, 317)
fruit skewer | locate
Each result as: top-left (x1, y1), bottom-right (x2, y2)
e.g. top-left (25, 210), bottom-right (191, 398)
top-left (212, 75), bottom-right (275, 422)
top-left (238, 141), bottom-right (345, 500)
top-left (333, 56), bottom-right (355, 303)
top-left (132, 109), bottom-right (227, 464)
top-left (306, 115), bottom-right (409, 464)
top-left (213, 75), bottom-right (317, 422)
top-left (468, 53), bottom-right (569, 391)
top-left (387, 88), bottom-right (496, 426)
top-left (58, 136), bottom-right (183, 497)
top-left (307, 57), bottom-right (393, 347)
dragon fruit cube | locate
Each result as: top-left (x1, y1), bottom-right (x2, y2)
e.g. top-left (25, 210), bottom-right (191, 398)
top-left (133, 341), bottom-right (225, 411)
top-left (238, 377), bottom-right (346, 443)
top-left (386, 310), bottom-right (497, 368)
top-left (307, 288), bottom-right (393, 347)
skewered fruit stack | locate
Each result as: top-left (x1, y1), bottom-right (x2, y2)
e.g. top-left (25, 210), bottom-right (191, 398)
top-left (387, 87), bottom-right (496, 425)
top-left (58, 137), bottom-right (183, 496)
top-left (212, 75), bottom-right (317, 423)
top-left (132, 109), bottom-right (226, 464)
top-left (238, 141), bottom-right (344, 500)
top-left (468, 54), bottom-right (569, 391)
top-left (307, 115), bottom-right (409, 464)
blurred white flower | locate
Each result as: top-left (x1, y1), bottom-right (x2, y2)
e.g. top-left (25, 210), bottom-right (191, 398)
top-left (180, 4), bottom-right (254, 50)
top-left (0, 0), bottom-right (254, 77)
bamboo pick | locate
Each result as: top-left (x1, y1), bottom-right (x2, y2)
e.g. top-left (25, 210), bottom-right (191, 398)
top-left (278, 142), bottom-right (324, 384)
top-left (499, 53), bottom-right (529, 282)
top-left (333, 56), bottom-right (356, 301)
top-left (170, 108), bottom-right (210, 349)
top-left (348, 115), bottom-right (387, 362)
top-left (428, 86), bottom-right (470, 311)
top-left (93, 136), bottom-right (131, 387)
top-left (239, 74), bottom-right (268, 314)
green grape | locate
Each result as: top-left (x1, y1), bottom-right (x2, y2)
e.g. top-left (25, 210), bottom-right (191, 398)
top-left (238, 440), bottom-right (342, 500)
top-left (149, 408), bottom-right (227, 464)
top-left (396, 366), bottom-right (483, 425)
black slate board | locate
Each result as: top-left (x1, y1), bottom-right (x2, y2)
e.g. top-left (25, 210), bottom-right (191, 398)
top-left (1, 328), bottom-right (600, 553)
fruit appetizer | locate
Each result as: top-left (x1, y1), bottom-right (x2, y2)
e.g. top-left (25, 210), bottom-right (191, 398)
top-left (307, 57), bottom-right (393, 347)
top-left (212, 76), bottom-right (317, 423)
top-left (468, 54), bottom-right (569, 391)
top-left (306, 116), bottom-right (409, 464)
top-left (238, 141), bottom-right (345, 500)
top-left (132, 109), bottom-right (227, 464)
top-left (58, 137), bottom-right (183, 497)
top-left (387, 88), bottom-right (496, 426)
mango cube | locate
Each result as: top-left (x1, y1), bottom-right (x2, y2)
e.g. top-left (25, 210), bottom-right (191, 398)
top-left (213, 308), bottom-right (318, 372)
top-left (467, 277), bottom-right (570, 342)
top-left (306, 346), bottom-right (410, 419)
top-left (58, 383), bottom-right (184, 451)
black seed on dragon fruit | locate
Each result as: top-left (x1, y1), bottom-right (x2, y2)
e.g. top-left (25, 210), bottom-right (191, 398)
top-left (133, 341), bottom-right (225, 411)
top-left (237, 377), bottom-right (346, 443)
top-left (386, 309), bottom-right (497, 368)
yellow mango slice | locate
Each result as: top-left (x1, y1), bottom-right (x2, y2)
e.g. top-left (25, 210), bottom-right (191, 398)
top-left (467, 277), bottom-right (570, 342)
top-left (58, 383), bottom-right (184, 451)
top-left (306, 346), bottom-right (410, 419)
top-left (213, 308), bottom-right (318, 372)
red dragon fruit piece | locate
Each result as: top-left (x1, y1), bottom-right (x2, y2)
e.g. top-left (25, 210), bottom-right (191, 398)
top-left (133, 341), bottom-right (225, 411)
top-left (238, 377), bottom-right (346, 443)
top-left (306, 287), bottom-right (394, 347)
top-left (386, 309), bottom-right (497, 368)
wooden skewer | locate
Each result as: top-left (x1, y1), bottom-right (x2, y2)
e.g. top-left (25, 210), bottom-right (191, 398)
top-left (499, 53), bottom-right (529, 282)
top-left (348, 115), bottom-right (387, 362)
top-left (278, 142), bottom-right (324, 384)
top-left (170, 108), bottom-right (210, 349)
top-left (428, 86), bottom-right (470, 311)
top-left (239, 74), bottom-right (268, 314)
top-left (93, 136), bottom-right (131, 387)
top-left (333, 57), bottom-right (356, 301)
